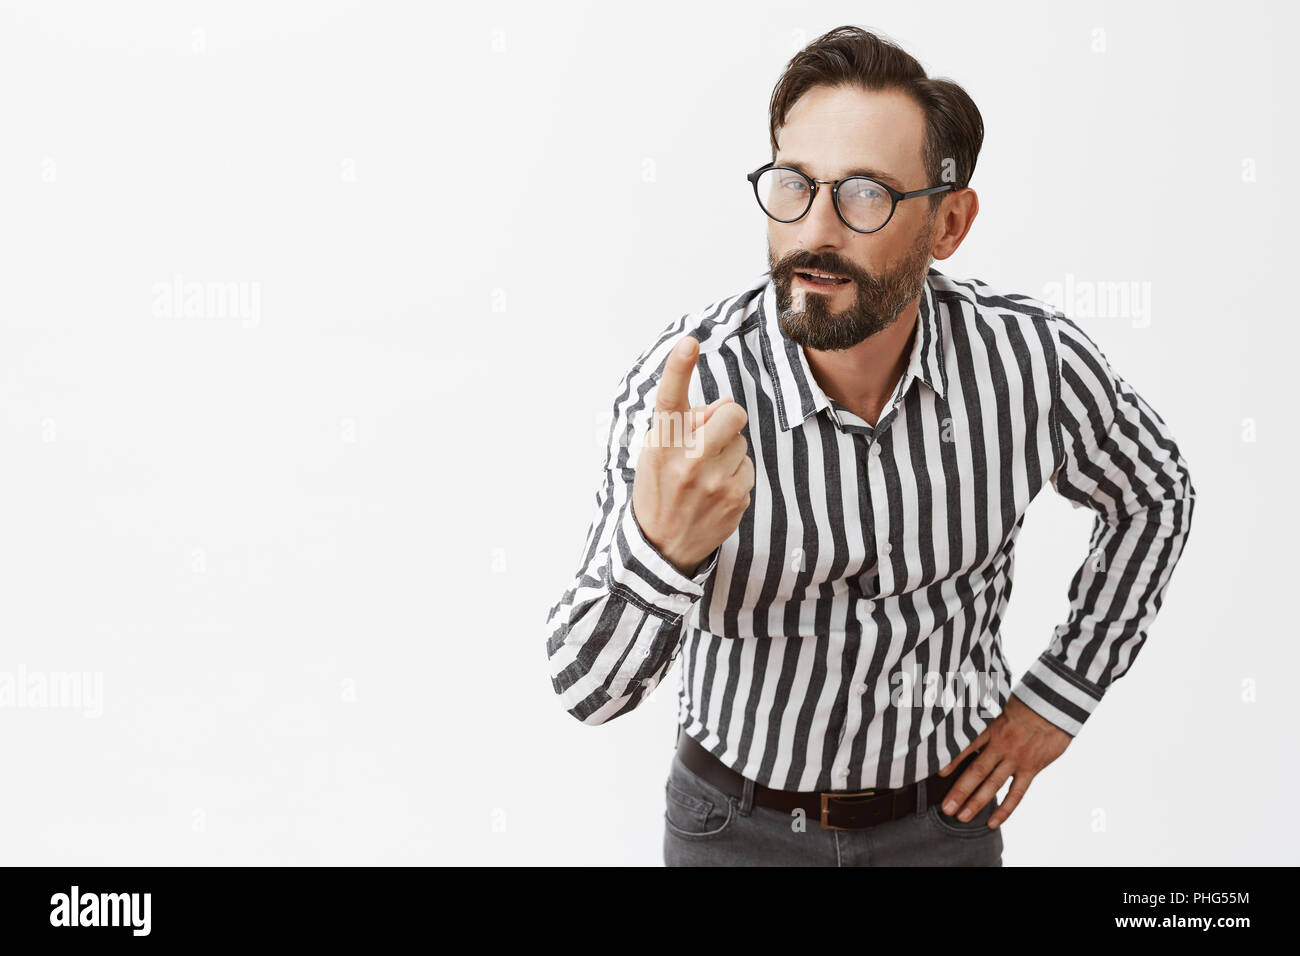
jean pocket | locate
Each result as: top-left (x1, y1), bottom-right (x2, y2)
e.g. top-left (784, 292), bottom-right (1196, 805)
top-left (927, 794), bottom-right (999, 838)
top-left (663, 756), bottom-right (735, 839)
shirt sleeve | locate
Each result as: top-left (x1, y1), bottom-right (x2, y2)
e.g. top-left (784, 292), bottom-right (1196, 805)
top-left (1010, 313), bottom-right (1196, 736)
top-left (545, 332), bottom-right (720, 725)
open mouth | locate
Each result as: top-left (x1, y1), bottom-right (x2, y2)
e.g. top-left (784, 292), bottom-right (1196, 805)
top-left (795, 271), bottom-right (852, 288)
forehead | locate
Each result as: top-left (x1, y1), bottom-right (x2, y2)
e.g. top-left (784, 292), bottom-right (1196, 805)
top-left (775, 84), bottom-right (927, 184)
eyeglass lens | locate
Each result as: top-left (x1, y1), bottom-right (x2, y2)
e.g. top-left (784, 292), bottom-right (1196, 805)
top-left (754, 167), bottom-right (893, 232)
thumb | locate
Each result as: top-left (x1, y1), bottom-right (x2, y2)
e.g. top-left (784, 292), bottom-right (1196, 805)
top-left (655, 337), bottom-right (698, 415)
top-left (689, 396), bottom-right (733, 430)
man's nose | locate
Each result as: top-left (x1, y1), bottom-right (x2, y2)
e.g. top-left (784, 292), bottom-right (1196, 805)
top-left (796, 184), bottom-right (849, 249)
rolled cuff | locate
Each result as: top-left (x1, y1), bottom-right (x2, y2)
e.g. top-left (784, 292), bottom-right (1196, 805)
top-left (1010, 651), bottom-right (1106, 737)
top-left (607, 502), bottom-right (719, 617)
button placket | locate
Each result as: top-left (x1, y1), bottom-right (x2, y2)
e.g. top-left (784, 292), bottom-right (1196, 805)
top-left (833, 696), bottom-right (866, 787)
top-left (834, 628), bottom-right (874, 787)
top-left (835, 431), bottom-right (889, 786)
top-left (867, 438), bottom-right (892, 593)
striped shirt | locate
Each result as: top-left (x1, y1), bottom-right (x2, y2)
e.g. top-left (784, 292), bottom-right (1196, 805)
top-left (545, 267), bottom-right (1196, 791)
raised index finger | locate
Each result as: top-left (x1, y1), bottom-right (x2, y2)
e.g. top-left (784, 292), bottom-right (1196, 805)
top-left (655, 336), bottom-right (698, 415)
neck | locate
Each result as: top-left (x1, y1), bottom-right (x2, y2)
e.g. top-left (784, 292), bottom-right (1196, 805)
top-left (802, 294), bottom-right (920, 426)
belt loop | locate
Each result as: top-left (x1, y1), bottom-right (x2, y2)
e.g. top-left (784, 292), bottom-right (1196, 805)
top-left (915, 776), bottom-right (926, 814)
top-left (739, 777), bottom-right (755, 816)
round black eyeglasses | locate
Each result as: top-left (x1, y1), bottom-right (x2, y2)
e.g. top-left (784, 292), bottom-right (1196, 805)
top-left (747, 162), bottom-right (957, 234)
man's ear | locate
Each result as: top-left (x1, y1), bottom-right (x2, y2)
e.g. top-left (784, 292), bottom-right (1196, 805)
top-left (931, 188), bottom-right (979, 261)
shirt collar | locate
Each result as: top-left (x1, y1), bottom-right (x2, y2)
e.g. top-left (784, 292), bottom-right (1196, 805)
top-left (757, 267), bottom-right (948, 432)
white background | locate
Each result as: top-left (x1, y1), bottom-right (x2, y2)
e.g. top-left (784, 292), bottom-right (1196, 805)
top-left (1, 0), bottom-right (1295, 865)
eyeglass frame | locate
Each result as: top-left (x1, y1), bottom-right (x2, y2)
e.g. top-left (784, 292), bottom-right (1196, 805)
top-left (746, 161), bottom-right (958, 234)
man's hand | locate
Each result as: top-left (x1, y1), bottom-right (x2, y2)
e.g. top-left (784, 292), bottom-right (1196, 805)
top-left (631, 336), bottom-right (755, 577)
top-left (936, 692), bottom-right (1072, 829)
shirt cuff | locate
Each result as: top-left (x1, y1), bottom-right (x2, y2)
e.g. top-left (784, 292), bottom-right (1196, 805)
top-left (608, 501), bottom-right (719, 617)
top-left (1010, 651), bottom-right (1106, 737)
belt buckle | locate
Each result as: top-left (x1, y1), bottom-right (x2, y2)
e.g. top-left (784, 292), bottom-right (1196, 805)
top-left (819, 788), bottom-right (878, 830)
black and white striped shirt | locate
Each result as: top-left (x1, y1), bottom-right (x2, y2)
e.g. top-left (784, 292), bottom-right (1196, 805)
top-left (546, 267), bottom-right (1196, 791)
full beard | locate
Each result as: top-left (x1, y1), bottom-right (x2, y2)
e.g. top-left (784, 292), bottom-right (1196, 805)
top-left (769, 220), bottom-right (934, 351)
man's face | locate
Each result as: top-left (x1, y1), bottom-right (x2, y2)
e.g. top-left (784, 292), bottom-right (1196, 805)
top-left (765, 84), bottom-right (939, 351)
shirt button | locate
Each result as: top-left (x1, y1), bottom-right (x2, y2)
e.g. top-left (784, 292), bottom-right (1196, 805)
top-left (870, 443), bottom-right (882, 457)
top-left (882, 541), bottom-right (892, 556)
top-left (863, 599), bottom-right (875, 611)
top-left (854, 684), bottom-right (867, 695)
top-left (838, 768), bottom-right (850, 779)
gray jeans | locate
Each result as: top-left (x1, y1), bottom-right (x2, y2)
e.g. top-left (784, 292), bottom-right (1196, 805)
top-left (663, 749), bottom-right (1004, 866)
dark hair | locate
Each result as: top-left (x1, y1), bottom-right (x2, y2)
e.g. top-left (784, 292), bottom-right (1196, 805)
top-left (768, 26), bottom-right (984, 209)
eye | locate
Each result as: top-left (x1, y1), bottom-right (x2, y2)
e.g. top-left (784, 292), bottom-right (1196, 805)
top-left (848, 182), bottom-right (885, 201)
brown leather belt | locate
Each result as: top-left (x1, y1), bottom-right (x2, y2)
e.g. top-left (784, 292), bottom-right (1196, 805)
top-left (677, 731), bottom-right (981, 830)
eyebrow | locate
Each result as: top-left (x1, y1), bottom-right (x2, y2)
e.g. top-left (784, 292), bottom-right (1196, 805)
top-left (774, 158), bottom-right (905, 190)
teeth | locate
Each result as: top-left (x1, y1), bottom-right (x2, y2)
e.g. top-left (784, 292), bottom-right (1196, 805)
top-left (803, 271), bottom-right (843, 281)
